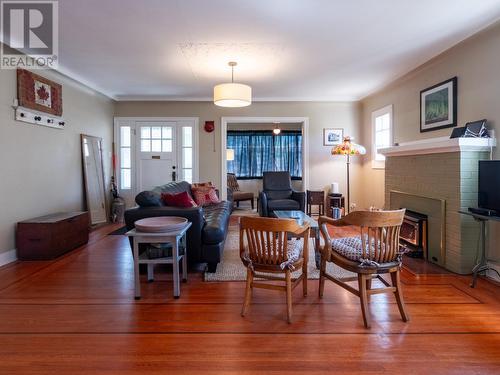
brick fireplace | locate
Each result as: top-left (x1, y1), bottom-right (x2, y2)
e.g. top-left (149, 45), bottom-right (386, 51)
top-left (380, 136), bottom-right (495, 274)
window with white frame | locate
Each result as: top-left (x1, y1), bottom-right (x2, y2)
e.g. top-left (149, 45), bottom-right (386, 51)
top-left (120, 126), bottom-right (132, 189)
top-left (181, 126), bottom-right (193, 183)
top-left (372, 105), bottom-right (393, 168)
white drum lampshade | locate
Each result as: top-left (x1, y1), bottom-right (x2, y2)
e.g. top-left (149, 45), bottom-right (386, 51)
top-left (214, 83), bottom-right (252, 108)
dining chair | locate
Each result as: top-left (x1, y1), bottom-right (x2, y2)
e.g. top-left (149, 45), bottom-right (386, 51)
top-left (239, 216), bottom-right (310, 323)
top-left (318, 209), bottom-right (409, 328)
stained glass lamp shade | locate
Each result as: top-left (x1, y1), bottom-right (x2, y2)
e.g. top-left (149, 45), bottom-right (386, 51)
top-left (331, 136), bottom-right (366, 213)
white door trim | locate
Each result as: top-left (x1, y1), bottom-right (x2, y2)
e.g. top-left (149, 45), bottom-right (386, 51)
top-left (220, 116), bottom-right (309, 200)
top-left (113, 117), bottom-right (199, 196)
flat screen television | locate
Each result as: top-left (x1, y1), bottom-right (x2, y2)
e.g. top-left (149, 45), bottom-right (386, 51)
top-left (478, 160), bottom-right (500, 214)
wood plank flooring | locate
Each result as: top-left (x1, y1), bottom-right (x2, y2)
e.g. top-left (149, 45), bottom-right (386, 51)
top-left (0, 223), bottom-right (499, 374)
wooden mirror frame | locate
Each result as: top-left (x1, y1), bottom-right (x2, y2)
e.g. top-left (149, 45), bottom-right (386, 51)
top-left (81, 134), bottom-right (108, 225)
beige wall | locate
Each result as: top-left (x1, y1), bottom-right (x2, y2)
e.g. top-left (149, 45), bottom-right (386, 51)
top-left (115, 101), bottom-right (363, 206)
top-left (0, 67), bottom-right (114, 258)
top-left (360, 21), bottom-right (500, 276)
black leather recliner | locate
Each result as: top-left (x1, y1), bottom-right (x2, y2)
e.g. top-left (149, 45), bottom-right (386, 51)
top-left (258, 171), bottom-right (306, 217)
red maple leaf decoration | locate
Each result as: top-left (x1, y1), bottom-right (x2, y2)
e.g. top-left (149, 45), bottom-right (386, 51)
top-left (36, 85), bottom-right (50, 101)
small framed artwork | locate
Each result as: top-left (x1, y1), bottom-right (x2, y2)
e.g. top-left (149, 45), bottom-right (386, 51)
top-left (420, 76), bottom-right (457, 132)
top-left (323, 128), bottom-right (344, 146)
top-left (17, 69), bottom-right (63, 116)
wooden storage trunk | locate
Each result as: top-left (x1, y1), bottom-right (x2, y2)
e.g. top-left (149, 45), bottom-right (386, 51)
top-left (16, 212), bottom-right (89, 260)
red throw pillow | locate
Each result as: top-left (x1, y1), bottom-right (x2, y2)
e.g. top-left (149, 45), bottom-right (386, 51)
top-left (161, 191), bottom-right (197, 208)
top-left (192, 186), bottom-right (220, 206)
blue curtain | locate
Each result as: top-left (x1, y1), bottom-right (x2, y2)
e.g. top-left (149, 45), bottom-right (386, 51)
top-left (227, 131), bottom-right (302, 179)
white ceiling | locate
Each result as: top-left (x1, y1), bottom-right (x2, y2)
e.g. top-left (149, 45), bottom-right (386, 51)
top-left (53, 0), bottom-right (500, 101)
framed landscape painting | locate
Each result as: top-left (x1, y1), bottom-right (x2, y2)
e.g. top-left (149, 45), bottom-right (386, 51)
top-left (323, 128), bottom-right (344, 146)
top-left (420, 77), bottom-right (457, 132)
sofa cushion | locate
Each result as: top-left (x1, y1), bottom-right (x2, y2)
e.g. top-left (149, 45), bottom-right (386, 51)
top-left (135, 191), bottom-right (163, 207)
top-left (153, 181), bottom-right (193, 197)
top-left (192, 186), bottom-right (220, 206)
top-left (201, 201), bottom-right (231, 244)
top-left (161, 191), bottom-right (197, 208)
top-left (267, 199), bottom-right (300, 211)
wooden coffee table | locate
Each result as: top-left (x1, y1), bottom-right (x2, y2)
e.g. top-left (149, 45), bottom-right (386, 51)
top-left (273, 210), bottom-right (321, 268)
top-left (126, 222), bottom-right (192, 299)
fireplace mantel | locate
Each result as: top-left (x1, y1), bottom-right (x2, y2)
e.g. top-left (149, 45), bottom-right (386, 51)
top-left (379, 136), bottom-right (496, 157)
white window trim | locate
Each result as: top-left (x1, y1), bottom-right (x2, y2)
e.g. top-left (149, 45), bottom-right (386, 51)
top-left (371, 105), bottom-right (393, 169)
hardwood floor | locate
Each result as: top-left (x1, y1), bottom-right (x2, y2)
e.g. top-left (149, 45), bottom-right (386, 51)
top-left (0, 223), bottom-right (499, 374)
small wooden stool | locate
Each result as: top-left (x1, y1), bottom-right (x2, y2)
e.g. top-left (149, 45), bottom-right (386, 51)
top-left (306, 190), bottom-right (325, 216)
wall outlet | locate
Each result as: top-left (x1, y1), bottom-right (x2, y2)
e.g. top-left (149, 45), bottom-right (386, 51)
top-left (350, 203), bottom-right (357, 211)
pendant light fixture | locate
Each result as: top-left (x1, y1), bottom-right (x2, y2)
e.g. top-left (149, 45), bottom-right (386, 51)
top-left (272, 122), bottom-right (281, 135)
top-left (214, 62), bottom-right (252, 107)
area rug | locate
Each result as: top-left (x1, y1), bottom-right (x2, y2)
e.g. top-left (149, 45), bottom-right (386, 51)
top-left (108, 226), bottom-right (128, 235)
top-left (204, 228), bottom-right (354, 282)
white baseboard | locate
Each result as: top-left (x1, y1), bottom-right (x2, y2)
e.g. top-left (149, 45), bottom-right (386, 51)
top-left (0, 249), bottom-right (17, 267)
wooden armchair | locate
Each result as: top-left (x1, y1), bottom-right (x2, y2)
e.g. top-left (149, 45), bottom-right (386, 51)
top-left (318, 210), bottom-right (409, 328)
top-left (239, 216), bottom-right (310, 323)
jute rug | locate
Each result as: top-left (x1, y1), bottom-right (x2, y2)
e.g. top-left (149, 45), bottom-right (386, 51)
top-left (204, 222), bottom-right (354, 282)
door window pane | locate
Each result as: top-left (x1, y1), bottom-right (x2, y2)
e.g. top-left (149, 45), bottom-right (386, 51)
top-left (182, 126), bottom-right (192, 147)
top-left (141, 127), bottom-right (150, 139)
top-left (151, 127), bottom-right (162, 139)
top-left (183, 147), bottom-right (192, 168)
top-left (162, 140), bottom-right (172, 152)
top-left (151, 139), bottom-right (162, 152)
top-left (121, 169), bottom-right (131, 189)
top-left (141, 139), bottom-right (151, 152)
top-left (183, 168), bottom-right (192, 183)
top-left (121, 148), bottom-right (131, 168)
top-left (120, 127), bottom-right (131, 147)
top-left (163, 127), bottom-right (172, 139)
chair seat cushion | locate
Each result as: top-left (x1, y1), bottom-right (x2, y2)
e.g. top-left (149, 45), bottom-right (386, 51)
top-left (332, 236), bottom-right (372, 262)
top-left (233, 191), bottom-right (253, 201)
top-left (267, 199), bottom-right (300, 211)
top-left (243, 239), bottom-right (304, 270)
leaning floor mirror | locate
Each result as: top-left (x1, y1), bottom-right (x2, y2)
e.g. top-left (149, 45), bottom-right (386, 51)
top-left (81, 134), bottom-right (108, 225)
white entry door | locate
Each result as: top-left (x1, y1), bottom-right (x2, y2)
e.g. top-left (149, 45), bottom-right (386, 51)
top-left (115, 117), bottom-right (198, 207)
top-left (136, 121), bottom-right (177, 192)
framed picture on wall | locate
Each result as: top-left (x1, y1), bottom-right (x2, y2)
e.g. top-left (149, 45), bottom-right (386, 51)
top-left (17, 69), bottom-right (63, 116)
top-left (420, 76), bottom-right (457, 132)
top-left (323, 128), bottom-right (344, 146)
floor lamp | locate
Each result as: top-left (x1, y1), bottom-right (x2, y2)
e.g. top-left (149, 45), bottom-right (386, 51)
top-left (331, 136), bottom-right (366, 214)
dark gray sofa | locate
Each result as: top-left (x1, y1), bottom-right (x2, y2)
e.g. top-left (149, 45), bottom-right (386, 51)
top-left (124, 181), bottom-right (232, 272)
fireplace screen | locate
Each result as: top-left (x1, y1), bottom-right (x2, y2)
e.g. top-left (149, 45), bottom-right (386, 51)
top-left (400, 210), bottom-right (428, 258)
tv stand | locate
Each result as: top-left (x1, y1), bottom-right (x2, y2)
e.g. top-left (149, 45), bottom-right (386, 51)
top-left (459, 210), bottom-right (500, 287)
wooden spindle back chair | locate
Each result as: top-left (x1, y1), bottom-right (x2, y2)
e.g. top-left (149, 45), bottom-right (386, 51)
top-left (318, 209), bottom-right (409, 328)
top-left (239, 216), bottom-right (310, 323)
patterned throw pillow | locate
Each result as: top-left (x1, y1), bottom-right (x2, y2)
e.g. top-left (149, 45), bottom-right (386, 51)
top-left (161, 191), bottom-right (197, 208)
top-left (192, 186), bottom-right (220, 206)
top-left (192, 181), bottom-right (213, 188)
